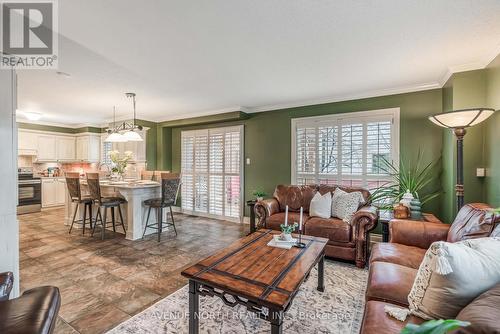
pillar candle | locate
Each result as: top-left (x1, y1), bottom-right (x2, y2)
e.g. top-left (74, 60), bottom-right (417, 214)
top-left (285, 205), bottom-right (288, 226)
top-left (299, 207), bottom-right (303, 231)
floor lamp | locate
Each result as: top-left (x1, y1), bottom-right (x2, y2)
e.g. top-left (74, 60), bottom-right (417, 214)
top-left (428, 108), bottom-right (495, 212)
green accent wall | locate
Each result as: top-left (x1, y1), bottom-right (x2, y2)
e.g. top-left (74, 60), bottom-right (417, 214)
top-left (485, 55), bottom-right (500, 207)
top-left (439, 69), bottom-right (493, 221)
top-left (159, 89), bottom-right (444, 225)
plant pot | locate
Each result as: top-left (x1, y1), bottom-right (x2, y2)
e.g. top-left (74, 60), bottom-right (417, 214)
top-left (280, 233), bottom-right (293, 242)
top-left (256, 196), bottom-right (263, 202)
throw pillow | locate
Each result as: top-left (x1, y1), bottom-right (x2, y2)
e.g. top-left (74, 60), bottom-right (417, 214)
top-left (331, 188), bottom-right (365, 223)
top-left (309, 192), bottom-right (332, 219)
top-left (385, 237), bottom-right (500, 322)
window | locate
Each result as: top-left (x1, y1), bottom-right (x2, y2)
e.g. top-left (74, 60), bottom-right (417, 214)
top-left (101, 136), bottom-right (112, 166)
top-left (181, 126), bottom-right (243, 221)
top-left (292, 108), bottom-right (399, 191)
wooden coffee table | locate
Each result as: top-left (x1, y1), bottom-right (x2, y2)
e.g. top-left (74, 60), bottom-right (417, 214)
top-left (181, 229), bottom-right (328, 334)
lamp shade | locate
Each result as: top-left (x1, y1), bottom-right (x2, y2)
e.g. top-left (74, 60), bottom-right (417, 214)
top-left (122, 130), bottom-right (143, 141)
top-left (429, 108), bottom-right (495, 129)
top-left (105, 132), bottom-right (127, 142)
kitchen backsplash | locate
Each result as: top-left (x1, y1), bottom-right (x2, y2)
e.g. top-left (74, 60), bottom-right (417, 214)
top-left (18, 155), bottom-right (146, 178)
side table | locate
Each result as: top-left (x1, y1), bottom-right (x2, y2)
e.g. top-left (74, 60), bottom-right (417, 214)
top-left (379, 210), bottom-right (439, 242)
top-left (246, 199), bottom-right (257, 234)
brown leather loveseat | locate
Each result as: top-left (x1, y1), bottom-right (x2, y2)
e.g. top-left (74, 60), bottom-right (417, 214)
top-left (255, 184), bottom-right (378, 268)
top-left (361, 203), bottom-right (500, 334)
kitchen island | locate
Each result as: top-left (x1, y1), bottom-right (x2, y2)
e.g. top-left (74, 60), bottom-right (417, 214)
top-left (64, 180), bottom-right (163, 240)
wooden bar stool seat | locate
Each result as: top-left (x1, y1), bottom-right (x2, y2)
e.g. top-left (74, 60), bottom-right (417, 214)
top-left (65, 172), bottom-right (93, 235)
top-left (142, 173), bottom-right (180, 242)
top-left (86, 173), bottom-right (126, 240)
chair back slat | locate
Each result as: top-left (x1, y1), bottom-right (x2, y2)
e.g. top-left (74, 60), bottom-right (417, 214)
top-left (65, 172), bottom-right (81, 201)
top-left (86, 172), bottom-right (102, 203)
top-left (161, 173), bottom-right (180, 206)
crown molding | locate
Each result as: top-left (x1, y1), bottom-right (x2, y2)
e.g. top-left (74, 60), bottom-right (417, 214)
top-left (153, 106), bottom-right (244, 123)
top-left (16, 118), bottom-right (102, 129)
top-left (248, 82), bottom-right (441, 113)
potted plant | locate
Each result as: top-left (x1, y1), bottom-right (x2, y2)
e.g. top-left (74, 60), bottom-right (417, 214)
top-left (109, 150), bottom-right (133, 180)
top-left (371, 150), bottom-right (442, 212)
top-left (401, 319), bottom-right (470, 334)
top-left (279, 222), bottom-right (298, 241)
top-left (253, 190), bottom-right (267, 202)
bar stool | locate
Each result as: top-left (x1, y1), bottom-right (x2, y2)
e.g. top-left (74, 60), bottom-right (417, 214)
top-left (66, 172), bottom-right (93, 235)
top-left (86, 172), bottom-right (127, 240)
top-left (142, 173), bottom-right (181, 242)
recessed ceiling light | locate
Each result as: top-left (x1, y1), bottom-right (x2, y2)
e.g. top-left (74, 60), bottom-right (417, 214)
top-left (56, 71), bottom-right (71, 78)
top-left (22, 111), bottom-right (43, 121)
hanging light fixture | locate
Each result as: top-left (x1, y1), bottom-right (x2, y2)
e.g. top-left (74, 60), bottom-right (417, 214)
top-left (105, 106), bottom-right (127, 142)
top-left (122, 92), bottom-right (143, 141)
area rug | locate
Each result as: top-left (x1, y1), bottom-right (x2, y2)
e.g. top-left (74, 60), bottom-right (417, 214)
top-left (108, 261), bottom-right (368, 334)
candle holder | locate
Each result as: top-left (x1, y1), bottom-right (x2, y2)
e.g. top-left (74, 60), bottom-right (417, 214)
top-left (294, 228), bottom-right (306, 248)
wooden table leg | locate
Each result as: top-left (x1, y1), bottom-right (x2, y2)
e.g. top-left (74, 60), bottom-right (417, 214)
top-left (270, 309), bottom-right (283, 334)
top-left (317, 254), bottom-right (325, 292)
top-left (188, 280), bottom-right (199, 334)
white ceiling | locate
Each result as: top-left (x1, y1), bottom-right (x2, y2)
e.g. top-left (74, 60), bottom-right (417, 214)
top-left (16, 0), bottom-right (500, 126)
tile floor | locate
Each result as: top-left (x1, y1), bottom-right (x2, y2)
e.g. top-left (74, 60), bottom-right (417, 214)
top-left (18, 208), bottom-right (247, 334)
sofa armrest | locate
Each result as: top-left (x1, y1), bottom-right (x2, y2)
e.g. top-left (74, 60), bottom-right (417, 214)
top-left (351, 206), bottom-right (379, 268)
top-left (254, 198), bottom-right (280, 229)
top-left (389, 219), bottom-right (449, 249)
top-left (0, 272), bottom-right (14, 301)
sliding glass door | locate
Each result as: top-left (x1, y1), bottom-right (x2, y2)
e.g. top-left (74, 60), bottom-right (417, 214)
top-left (181, 125), bottom-right (243, 221)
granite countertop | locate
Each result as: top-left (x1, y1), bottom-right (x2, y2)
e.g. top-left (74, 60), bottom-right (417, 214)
top-left (80, 179), bottom-right (160, 189)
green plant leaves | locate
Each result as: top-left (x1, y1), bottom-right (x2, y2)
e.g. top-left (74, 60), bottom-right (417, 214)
top-left (401, 319), bottom-right (470, 334)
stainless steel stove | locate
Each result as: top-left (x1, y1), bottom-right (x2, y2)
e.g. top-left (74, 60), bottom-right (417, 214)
top-left (17, 167), bottom-right (42, 214)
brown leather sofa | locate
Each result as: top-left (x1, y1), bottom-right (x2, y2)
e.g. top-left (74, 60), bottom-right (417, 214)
top-left (0, 272), bottom-right (61, 334)
top-left (254, 184), bottom-right (378, 268)
top-left (360, 203), bottom-right (500, 334)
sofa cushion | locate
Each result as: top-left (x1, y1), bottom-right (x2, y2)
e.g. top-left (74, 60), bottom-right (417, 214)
top-left (273, 185), bottom-right (317, 212)
top-left (370, 243), bottom-right (426, 269)
top-left (456, 283), bottom-right (500, 334)
top-left (305, 217), bottom-right (351, 243)
top-left (366, 262), bottom-right (416, 306)
top-left (447, 203), bottom-right (499, 242)
top-left (309, 192), bottom-right (332, 218)
top-left (360, 300), bottom-right (424, 334)
top-left (266, 212), bottom-right (308, 231)
top-left (407, 237), bottom-right (500, 320)
top-left (318, 184), bottom-right (371, 204)
top-left (331, 188), bottom-right (365, 223)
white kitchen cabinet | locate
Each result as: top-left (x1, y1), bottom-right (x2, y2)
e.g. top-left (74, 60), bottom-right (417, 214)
top-left (76, 135), bottom-right (100, 162)
top-left (18, 130), bottom-right (38, 154)
top-left (42, 178), bottom-right (66, 207)
top-left (37, 135), bottom-right (57, 161)
top-left (56, 136), bottom-right (76, 161)
top-left (55, 178), bottom-right (67, 205)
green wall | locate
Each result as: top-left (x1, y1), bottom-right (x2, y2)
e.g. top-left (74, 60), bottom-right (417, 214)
top-left (485, 56), bottom-right (500, 207)
top-left (439, 69), bottom-right (496, 221)
top-left (159, 89), bottom-right (444, 221)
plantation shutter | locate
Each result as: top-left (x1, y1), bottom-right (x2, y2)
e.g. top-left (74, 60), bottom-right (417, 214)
top-left (293, 109), bottom-right (398, 191)
top-left (181, 126), bottom-right (243, 220)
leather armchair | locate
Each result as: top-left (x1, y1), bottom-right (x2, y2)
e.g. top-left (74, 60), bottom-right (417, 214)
top-left (0, 272), bottom-right (61, 334)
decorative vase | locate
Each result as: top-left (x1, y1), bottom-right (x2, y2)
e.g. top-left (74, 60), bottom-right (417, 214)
top-left (256, 196), bottom-right (263, 202)
top-left (393, 203), bottom-right (410, 219)
top-left (280, 233), bottom-right (293, 242)
top-left (410, 198), bottom-right (422, 220)
top-left (400, 190), bottom-right (414, 208)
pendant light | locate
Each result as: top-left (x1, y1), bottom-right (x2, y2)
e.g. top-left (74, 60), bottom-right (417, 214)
top-left (105, 106), bottom-right (127, 142)
top-left (122, 92), bottom-right (143, 141)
